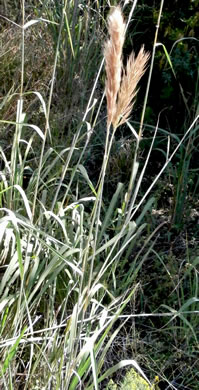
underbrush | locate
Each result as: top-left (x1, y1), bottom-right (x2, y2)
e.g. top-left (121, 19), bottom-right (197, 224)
top-left (0, 1), bottom-right (198, 389)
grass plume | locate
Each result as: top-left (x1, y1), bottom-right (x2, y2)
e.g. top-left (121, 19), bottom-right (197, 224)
top-left (104, 6), bottom-right (126, 127)
top-left (104, 6), bottom-right (150, 129)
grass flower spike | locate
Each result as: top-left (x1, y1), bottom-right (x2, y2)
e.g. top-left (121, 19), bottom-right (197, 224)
top-left (113, 46), bottom-right (150, 128)
top-left (104, 6), bottom-right (126, 126)
top-left (104, 6), bottom-right (150, 129)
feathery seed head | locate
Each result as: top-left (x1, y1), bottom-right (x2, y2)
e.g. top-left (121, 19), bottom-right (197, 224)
top-left (112, 46), bottom-right (150, 128)
top-left (108, 6), bottom-right (126, 47)
top-left (104, 7), bottom-right (150, 129)
top-left (104, 6), bottom-right (126, 126)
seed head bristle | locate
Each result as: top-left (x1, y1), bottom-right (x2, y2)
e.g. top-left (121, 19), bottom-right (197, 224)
top-left (104, 6), bottom-right (126, 126)
top-left (112, 46), bottom-right (150, 128)
top-left (104, 7), bottom-right (150, 129)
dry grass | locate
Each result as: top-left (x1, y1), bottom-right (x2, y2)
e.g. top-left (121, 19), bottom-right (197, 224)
top-left (0, 22), bottom-right (54, 145)
top-left (104, 6), bottom-right (150, 129)
top-left (113, 47), bottom-right (150, 128)
top-left (104, 6), bottom-right (126, 127)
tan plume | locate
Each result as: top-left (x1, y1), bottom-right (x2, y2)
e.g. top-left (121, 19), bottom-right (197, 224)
top-left (104, 6), bottom-right (126, 126)
top-left (104, 7), bottom-right (150, 129)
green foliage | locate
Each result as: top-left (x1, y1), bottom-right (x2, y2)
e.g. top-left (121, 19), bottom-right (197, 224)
top-left (34, 0), bottom-right (104, 137)
top-left (106, 369), bottom-right (158, 390)
top-left (0, 327), bottom-right (27, 377)
top-left (128, 0), bottom-right (199, 135)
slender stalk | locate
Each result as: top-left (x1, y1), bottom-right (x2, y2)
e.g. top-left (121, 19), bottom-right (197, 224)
top-left (138, 0), bottom-right (165, 139)
top-left (130, 114), bottom-right (199, 222)
top-left (9, 1), bottom-right (25, 208)
top-left (87, 121), bottom-right (111, 292)
top-left (51, 48), bottom-right (105, 213)
top-left (13, 0), bottom-right (25, 333)
top-left (20, 2), bottom-right (25, 98)
top-left (125, 0), bottom-right (164, 211)
top-left (31, 0), bottom-right (68, 220)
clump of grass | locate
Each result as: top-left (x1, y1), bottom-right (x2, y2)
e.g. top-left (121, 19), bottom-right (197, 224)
top-left (0, 3), bottom-right (153, 389)
top-left (0, 2), bottom-right (198, 390)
